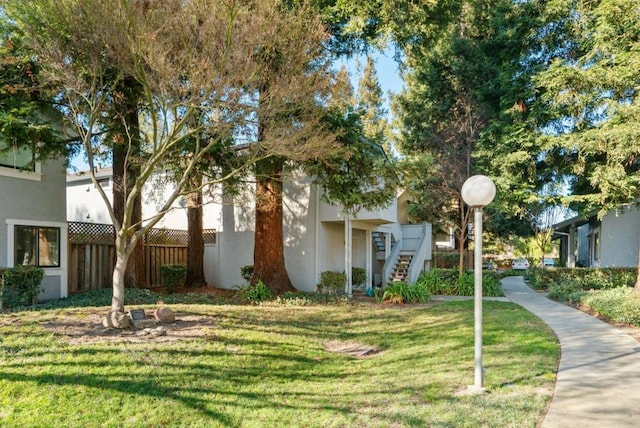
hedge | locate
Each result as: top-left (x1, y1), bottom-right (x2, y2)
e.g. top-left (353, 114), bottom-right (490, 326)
top-left (416, 268), bottom-right (504, 297)
top-left (0, 265), bottom-right (45, 309)
top-left (527, 266), bottom-right (636, 291)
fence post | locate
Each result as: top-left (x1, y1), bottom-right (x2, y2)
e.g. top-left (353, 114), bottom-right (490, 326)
top-left (144, 230), bottom-right (150, 286)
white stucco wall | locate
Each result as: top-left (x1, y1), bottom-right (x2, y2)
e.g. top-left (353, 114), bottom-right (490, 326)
top-left (67, 170), bottom-right (407, 293)
top-left (205, 177), bottom-right (321, 292)
top-left (282, 178), bottom-right (317, 291)
top-left (66, 175), bottom-right (113, 224)
top-left (599, 206), bottom-right (640, 267)
top-left (67, 172), bottom-right (221, 229)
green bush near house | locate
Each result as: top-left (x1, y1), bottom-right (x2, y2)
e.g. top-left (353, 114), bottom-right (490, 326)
top-left (317, 271), bottom-right (346, 294)
top-left (236, 279), bottom-right (273, 303)
top-left (159, 264), bottom-right (187, 293)
top-left (549, 285), bottom-right (640, 328)
top-left (377, 281), bottom-right (430, 304)
top-left (351, 267), bottom-right (366, 288)
top-left (527, 266), bottom-right (636, 291)
top-left (0, 265), bottom-right (45, 309)
top-left (502, 268), bottom-right (527, 278)
top-left (432, 251), bottom-right (462, 269)
top-left (547, 280), bottom-right (586, 305)
top-left (416, 268), bottom-right (504, 297)
top-left (580, 287), bottom-right (640, 326)
top-left (541, 267), bottom-right (640, 326)
top-left (240, 265), bottom-right (254, 282)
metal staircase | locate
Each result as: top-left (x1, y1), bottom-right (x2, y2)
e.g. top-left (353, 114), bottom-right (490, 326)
top-left (372, 231), bottom-right (396, 252)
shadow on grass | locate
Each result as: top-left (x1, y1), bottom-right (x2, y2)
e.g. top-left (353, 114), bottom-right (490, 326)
top-left (0, 300), bottom-right (558, 426)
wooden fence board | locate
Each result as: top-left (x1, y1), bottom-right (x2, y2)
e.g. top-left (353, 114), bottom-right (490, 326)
top-left (67, 222), bottom-right (214, 292)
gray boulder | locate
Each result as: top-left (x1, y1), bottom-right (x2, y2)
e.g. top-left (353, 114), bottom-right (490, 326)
top-left (154, 306), bottom-right (175, 324)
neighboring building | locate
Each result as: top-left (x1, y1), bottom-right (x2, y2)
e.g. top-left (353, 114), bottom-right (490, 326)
top-left (67, 171), bottom-right (432, 293)
top-left (66, 168), bottom-right (219, 230)
top-left (0, 146), bottom-right (68, 300)
top-left (552, 205), bottom-right (640, 268)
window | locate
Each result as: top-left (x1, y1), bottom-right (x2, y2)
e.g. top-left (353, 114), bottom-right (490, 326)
top-left (14, 226), bottom-right (60, 267)
top-left (593, 230), bottom-right (600, 263)
top-left (0, 140), bottom-right (35, 171)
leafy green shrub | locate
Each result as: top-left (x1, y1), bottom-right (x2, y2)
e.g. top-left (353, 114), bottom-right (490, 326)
top-left (527, 267), bottom-right (636, 291)
top-left (318, 271), bottom-right (346, 294)
top-left (415, 269), bottom-right (503, 297)
top-left (547, 280), bottom-right (585, 305)
top-left (500, 268), bottom-right (527, 278)
top-left (351, 267), bottom-right (366, 288)
top-left (1, 266), bottom-right (45, 308)
top-left (580, 287), bottom-right (640, 326)
top-left (454, 272), bottom-right (502, 296)
top-left (237, 280), bottom-right (273, 303)
top-left (240, 265), bottom-right (254, 282)
top-left (453, 271), bottom-right (475, 295)
top-left (432, 251), bottom-right (461, 269)
top-left (415, 269), bottom-right (459, 295)
top-left (261, 291), bottom-right (350, 306)
top-left (478, 270), bottom-right (504, 297)
top-left (378, 281), bottom-right (430, 304)
top-left (160, 264), bottom-right (187, 293)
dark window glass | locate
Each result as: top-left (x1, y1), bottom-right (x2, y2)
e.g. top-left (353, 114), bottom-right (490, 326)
top-left (0, 140), bottom-right (35, 171)
top-left (15, 226), bottom-right (60, 267)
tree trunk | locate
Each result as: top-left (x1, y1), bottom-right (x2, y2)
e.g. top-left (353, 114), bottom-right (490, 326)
top-left (252, 158), bottom-right (295, 294)
top-left (186, 174), bottom-right (205, 287)
top-left (111, 77), bottom-right (145, 288)
top-left (111, 233), bottom-right (129, 312)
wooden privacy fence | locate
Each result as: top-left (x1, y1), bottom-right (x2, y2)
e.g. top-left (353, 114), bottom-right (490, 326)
top-left (431, 249), bottom-right (474, 270)
top-left (68, 221), bottom-right (216, 293)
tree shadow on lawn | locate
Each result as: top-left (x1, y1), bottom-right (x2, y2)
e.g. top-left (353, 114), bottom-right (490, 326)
top-left (0, 300), bottom-right (556, 426)
top-left (0, 341), bottom-right (365, 426)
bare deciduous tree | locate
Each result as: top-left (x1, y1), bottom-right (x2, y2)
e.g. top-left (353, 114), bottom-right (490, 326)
top-left (6, 0), bottom-right (338, 318)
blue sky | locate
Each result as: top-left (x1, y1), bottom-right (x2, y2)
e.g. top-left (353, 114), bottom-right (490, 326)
top-left (344, 49), bottom-right (404, 108)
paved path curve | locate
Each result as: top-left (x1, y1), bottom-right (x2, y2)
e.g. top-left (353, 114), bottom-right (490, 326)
top-left (501, 276), bottom-right (640, 427)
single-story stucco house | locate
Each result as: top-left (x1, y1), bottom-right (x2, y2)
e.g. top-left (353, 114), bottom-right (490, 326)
top-left (552, 204), bottom-right (640, 268)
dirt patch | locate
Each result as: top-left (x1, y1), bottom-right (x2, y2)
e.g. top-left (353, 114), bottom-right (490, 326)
top-left (41, 312), bottom-right (216, 345)
top-left (150, 285), bottom-right (238, 298)
top-left (324, 340), bottom-right (382, 358)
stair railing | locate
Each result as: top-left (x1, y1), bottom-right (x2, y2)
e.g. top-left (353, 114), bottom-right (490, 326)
top-left (406, 223), bottom-right (430, 284)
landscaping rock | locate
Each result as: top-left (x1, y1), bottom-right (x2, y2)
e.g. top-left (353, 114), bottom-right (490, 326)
top-left (136, 326), bottom-right (167, 338)
top-left (154, 306), bottom-right (175, 324)
top-left (102, 311), bottom-right (130, 329)
top-left (132, 319), bottom-right (157, 330)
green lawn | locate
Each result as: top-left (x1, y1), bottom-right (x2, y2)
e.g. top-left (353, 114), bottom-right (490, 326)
top-left (0, 300), bottom-right (557, 427)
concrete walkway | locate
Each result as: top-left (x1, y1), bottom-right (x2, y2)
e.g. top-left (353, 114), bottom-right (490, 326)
top-left (501, 276), bottom-right (640, 427)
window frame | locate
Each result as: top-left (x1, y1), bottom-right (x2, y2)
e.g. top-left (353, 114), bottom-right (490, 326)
top-left (0, 139), bottom-right (42, 180)
top-left (14, 225), bottom-right (61, 268)
top-left (0, 141), bottom-right (35, 171)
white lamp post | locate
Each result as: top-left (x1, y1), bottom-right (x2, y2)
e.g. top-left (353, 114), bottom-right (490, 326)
top-left (461, 175), bottom-right (496, 394)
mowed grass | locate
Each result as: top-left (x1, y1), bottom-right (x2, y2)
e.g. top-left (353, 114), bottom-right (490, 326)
top-left (0, 301), bottom-right (558, 427)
